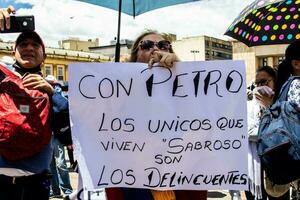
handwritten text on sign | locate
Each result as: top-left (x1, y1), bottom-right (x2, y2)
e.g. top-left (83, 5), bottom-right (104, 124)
top-left (69, 61), bottom-right (248, 190)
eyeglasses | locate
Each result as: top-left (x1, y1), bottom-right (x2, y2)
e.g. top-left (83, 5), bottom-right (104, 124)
top-left (254, 79), bottom-right (273, 87)
top-left (139, 40), bottom-right (171, 51)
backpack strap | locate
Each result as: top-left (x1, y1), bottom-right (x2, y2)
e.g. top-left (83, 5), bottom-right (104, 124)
top-left (278, 76), bottom-right (300, 102)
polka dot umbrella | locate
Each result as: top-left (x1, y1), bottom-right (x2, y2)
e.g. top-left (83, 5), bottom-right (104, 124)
top-left (225, 0), bottom-right (300, 46)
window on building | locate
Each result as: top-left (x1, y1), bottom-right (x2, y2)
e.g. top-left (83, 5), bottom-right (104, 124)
top-left (211, 42), bottom-right (232, 52)
top-left (44, 64), bottom-right (53, 77)
top-left (261, 57), bottom-right (268, 66)
top-left (212, 42), bottom-right (218, 48)
top-left (278, 56), bottom-right (285, 64)
top-left (57, 65), bottom-right (65, 81)
top-left (223, 45), bottom-right (232, 50)
top-left (205, 41), bottom-right (210, 47)
top-left (211, 51), bottom-right (232, 60)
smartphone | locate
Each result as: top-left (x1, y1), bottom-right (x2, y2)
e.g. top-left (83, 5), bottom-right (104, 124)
top-left (0, 15), bottom-right (35, 33)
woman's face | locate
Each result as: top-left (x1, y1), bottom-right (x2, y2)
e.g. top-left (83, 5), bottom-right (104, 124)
top-left (255, 71), bottom-right (275, 90)
top-left (136, 33), bottom-right (170, 63)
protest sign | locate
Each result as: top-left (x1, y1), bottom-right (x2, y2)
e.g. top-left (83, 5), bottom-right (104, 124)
top-left (69, 61), bottom-right (248, 190)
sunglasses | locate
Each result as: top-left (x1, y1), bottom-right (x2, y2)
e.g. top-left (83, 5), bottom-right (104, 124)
top-left (139, 40), bottom-right (171, 51)
top-left (254, 79), bottom-right (273, 87)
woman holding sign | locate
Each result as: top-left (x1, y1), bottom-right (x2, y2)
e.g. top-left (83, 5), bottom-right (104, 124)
top-left (105, 30), bottom-right (208, 200)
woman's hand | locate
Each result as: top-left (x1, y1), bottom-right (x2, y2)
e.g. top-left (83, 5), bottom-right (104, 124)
top-left (149, 51), bottom-right (177, 68)
top-left (0, 6), bottom-right (15, 31)
top-left (255, 92), bottom-right (274, 108)
top-left (22, 74), bottom-right (55, 95)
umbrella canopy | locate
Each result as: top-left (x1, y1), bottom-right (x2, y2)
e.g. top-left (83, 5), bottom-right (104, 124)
top-left (225, 0), bottom-right (300, 47)
top-left (77, 0), bottom-right (199, 17)
top-left (76, 0), bottom-right (200, 62)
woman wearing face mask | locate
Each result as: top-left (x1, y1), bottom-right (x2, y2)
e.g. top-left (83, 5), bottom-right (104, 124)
top-left (248, 66), bottom-right (277, 143)
top-left (253, 67), bottom-right (276, 109)
top-left (245, 66), bottom-right (278, 200)
top-left (248, 66), bottom-right (295, 200)
top-left (105, 30), bottom-right (208, 200)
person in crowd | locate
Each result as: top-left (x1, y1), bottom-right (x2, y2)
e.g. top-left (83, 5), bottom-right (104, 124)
top-left (264, 41), bottom-right (300, 200)
top-left (0, 6), bottom-right (69, 200)
top-left (245, 65), bottom-right (295, 200)
top-left (229, 66), bottom-right (277, 200)
top-left (274, 41), bottom-right (300, 104)
top-left (128, 30), bottom-right (177, 67)
top-left (246, 66), bottom-right (279, 200)
top-left (45, 75), bottom-right (73, 199)
top-left (49, 120), bottom-right (73, 199)
top-left (104, 30), bottom-right (208, 200)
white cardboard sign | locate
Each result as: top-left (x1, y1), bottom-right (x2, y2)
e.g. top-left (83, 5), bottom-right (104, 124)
top-left (69, 61), bottom-right (248, 191)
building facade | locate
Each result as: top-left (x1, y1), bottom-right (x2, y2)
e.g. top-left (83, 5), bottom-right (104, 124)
top-left (89, 39), bottom-right (133, 61)
top-left (59, 37), bottom-right (99, 52)
top-left (232, 41), bottom-right (287, 83)
top-left (172, 36), bottom-right (232, 61)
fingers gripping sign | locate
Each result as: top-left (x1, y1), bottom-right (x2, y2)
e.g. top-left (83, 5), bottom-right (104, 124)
top-left (148, 51), bottom-right (161, 68)
top-left (149, 51), bottom-right (177, 68)
top-left (160, 52), bottom-right (177, 68)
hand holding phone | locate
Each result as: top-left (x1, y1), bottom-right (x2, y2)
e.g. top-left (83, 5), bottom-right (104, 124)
top-left (0, 15), bottom-right (35, 33)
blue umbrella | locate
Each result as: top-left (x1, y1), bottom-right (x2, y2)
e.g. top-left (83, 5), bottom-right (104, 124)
top-left (76, 0), bottom-right (200, 62)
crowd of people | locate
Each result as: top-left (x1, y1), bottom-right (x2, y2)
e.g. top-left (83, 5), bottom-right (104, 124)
top-left (229, 40), bottom-right (300, 200)
top-left (0, 5), bottom-right (299, 200)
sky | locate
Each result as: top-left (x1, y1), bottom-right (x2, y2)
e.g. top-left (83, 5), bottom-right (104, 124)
top-left (0, 0), bottom-right (254, 48)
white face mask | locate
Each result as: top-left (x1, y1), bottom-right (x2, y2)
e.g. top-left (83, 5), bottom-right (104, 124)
top-left (253, 86), bottom-right (274, 108)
